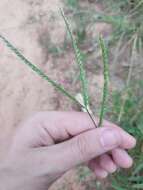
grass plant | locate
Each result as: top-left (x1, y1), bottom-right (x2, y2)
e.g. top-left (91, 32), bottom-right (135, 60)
top-left (0, 1), bottom-right (143, 189)
top-left (0, 10), bottom-right (109, 129)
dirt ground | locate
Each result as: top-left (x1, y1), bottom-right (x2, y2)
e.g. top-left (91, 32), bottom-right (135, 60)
top-left (0, 0), bottom-right (123, 189)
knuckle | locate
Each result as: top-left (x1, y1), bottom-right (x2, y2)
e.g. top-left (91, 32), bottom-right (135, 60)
top-left (32, 112), bottom-right (44, 120)
top-left (28, 112), bottom-right (47, 125)
top-left (75, 135), bottom-right (89, 161)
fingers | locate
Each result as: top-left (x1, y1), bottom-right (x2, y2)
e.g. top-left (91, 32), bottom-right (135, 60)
top-left (99, 154), bottom-right (117, 173)
top-left (13, 112), bottom-right (96, 149)
top-left (88, 159), bottom-right (108, 179)
top-left (88, 154), bottom-right (117, 179)
top-left (88, 148), bottom-right (133, 179)
top-left (111, 148), bottom-right (133, 168)
top-left (41, 127), bottom-right (124, 173)
top-left (32, 112), bottom-right (96, 139)
top-left (14, 112), bottom-right (136, 150)
top-left (37, 112), bottom-right (136, 147)
top-left (88, 149), bottom-right (132, 179)
top-left (102, 120), bottom-right (136, 149)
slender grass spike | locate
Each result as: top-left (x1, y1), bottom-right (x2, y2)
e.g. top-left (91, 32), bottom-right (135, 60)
top-left (60, 9), bottom-right (98, 128)
top-left (98, 35), bottom-right (109, 127)
top-left (60, 8), bottom-right (89, 109)
top-left (0, 35), bottom-right (80, 106)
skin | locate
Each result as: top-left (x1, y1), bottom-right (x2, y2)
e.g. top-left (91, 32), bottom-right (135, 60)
top-left (0, 112), bottom-right (136, 190)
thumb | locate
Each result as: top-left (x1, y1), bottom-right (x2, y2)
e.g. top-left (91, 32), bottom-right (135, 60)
top-left (42, 127), bottom-right (122, 173)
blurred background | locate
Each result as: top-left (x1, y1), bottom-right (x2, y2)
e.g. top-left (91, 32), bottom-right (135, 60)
top-left (0, 0), bottom-right (143, 189)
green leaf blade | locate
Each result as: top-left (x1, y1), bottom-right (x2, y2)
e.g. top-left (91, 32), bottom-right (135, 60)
top-left (133, 183), bottom-right (143, 189)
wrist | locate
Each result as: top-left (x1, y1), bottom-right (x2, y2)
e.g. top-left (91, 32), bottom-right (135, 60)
top-left (0, 160), bottom-right (56, 190)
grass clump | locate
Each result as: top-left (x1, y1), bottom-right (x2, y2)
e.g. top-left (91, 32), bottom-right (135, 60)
top-left (99, 0), bottom-right (143, 51)
top-left (108, 80), bottom-right (143, 190)
top-left (64, 0), bottom-right (143, 57)
top-left (63, 1), bottom-right (143, 189)
top-left (62, 1), bottom-right (143, 189)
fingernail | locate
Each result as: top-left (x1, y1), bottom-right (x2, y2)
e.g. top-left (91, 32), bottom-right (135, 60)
top-left (101, 171), bottom-right (108, 178)
top-left (110, 164), bottom-right (117, 173)
top-left (100, 129), bottom-right (121, 149)
top-left (96, 171), bottom-right (108, 179)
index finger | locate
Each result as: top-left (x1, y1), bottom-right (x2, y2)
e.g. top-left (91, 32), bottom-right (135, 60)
top-left (33, 111), bottom-right (136, 149)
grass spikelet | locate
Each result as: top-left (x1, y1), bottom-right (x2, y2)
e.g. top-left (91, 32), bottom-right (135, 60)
top-left (0, 35), bottom-right (79, 106)
top-left (98, 35), bottom-right (109, 127)
top-left (60, 8), bottom-right (89, 109)
top-left (0, 34), bottom-right (98, 127)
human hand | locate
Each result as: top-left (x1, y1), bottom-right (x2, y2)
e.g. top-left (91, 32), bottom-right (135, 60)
top-left (0, 112), bottom-right (136, 190)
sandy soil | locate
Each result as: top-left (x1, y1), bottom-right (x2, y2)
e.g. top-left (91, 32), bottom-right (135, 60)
top-left (0, 0), bottom-right (64, 159)
top-left (0, 1), bottom-right (118, 189)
